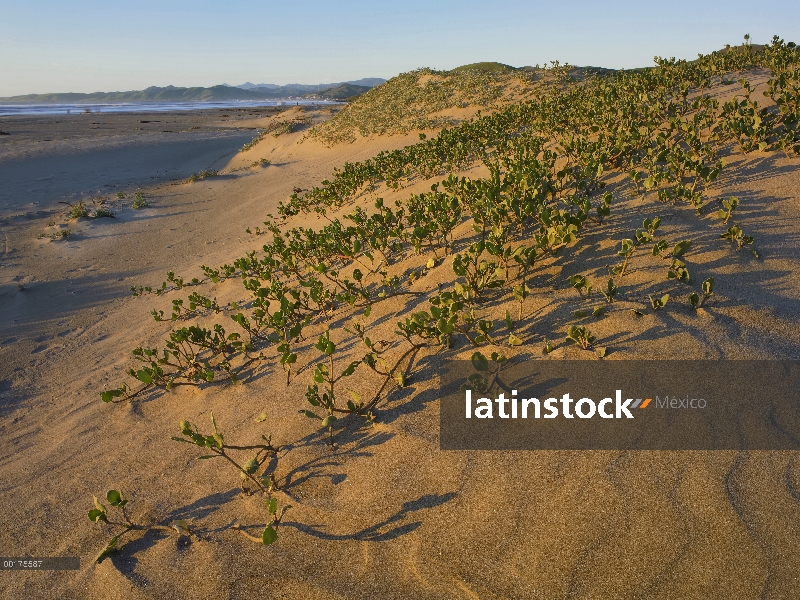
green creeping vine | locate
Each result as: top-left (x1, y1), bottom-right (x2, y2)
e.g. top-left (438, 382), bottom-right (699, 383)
top-left (614, 218), bottom-right (693, 282)
top-left (100, 323), bottom-right (264, 402)
top-left (303, 315), bottom-right (423, 445)
top-left (717, 196), bottom-right (739, 224)
top-left (565, 325), bottom-right (596, 350)
top-left (96, 36), bottom-right (800, 559)
top-left (39, 228), bottom-right (72, 241)
top-left (601, 278), bottom-right (618, 303)
top-left (185, 169), bottom-right (219, 183)
top-left (650, 293), bottom-right (670, 310)
top-left (568, 274), bottom-right (592, 297)
top-left (60, 199), bottom-right (116, 220)
top-left (283, 38), bottom-right (798, 223)
top-left (614, 217), bottom-right (661, 277)
top-left (720, 224), bottom-right (758, 256)
top-left (88, 490), bottom-right (192, 563)
top-left (689, 277), bottom-right (715, 309)
top-left (172, 414), bottom-right (290, 545)
top-left (172, 413), bottom-right (280, 494)
top-left (462, 351), bottom-right (508, 397)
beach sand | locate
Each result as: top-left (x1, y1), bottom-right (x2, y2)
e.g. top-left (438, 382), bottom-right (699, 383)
top-left (0, 89), bottom-right (799, 599)
top-left (0, 106), bottom-right (302, 216)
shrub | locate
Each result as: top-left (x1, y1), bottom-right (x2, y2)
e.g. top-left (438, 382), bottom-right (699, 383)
top-left (131, 191), bottom-right (149, 209)
top-left (185, 169), bottom-right (219, 183)
top-left (65, 201), bottom-right (90, 219)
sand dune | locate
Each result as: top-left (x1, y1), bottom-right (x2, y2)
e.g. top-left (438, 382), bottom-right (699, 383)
top-left (1, 81), bottom-right (799, 599)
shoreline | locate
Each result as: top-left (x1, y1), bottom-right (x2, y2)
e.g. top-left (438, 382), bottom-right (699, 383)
top-left (0, 100), bottom-right (342, 118)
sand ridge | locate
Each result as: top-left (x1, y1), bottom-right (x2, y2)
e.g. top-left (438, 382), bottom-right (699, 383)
top-left (1, 86), bottom-right (800, 599)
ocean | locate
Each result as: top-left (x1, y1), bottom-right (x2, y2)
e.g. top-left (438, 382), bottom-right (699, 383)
top-left (0, 99), bottom-right (340, 117)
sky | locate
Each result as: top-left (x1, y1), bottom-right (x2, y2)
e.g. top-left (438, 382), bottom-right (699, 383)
top-left (1, 0), bottom-right (799, 96)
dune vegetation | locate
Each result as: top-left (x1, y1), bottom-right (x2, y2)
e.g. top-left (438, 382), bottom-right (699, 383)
top-left (93, 36), bottom-right (799, 560)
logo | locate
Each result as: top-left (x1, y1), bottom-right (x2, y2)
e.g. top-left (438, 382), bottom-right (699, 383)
top-left (464, 390), bottom-right (660, 419)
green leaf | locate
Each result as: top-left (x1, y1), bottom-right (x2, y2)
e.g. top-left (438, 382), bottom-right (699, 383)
top-left (100, 389), bottom-right (124, 403)
top-left (436, 317), bottom-right (455, 334)
top-left (93, 496), bottom-right (107, 514)
top-left (106, 490), bottom-right (124, 506)
top-left (471, 352), bottom-right (489, 372)
top-left (300, 410), bottom-right (321, 419)
top-left (135, 370), bottom-right (152, 385)
top-left (321, 415), bottom-right (338, 428)
top-left (267, 498), bottom-right (278, 515)
top-left (341, 361), bottom-right (359, 377)
top-left (88, 509), bottom-right (106, 522)
top-left (504, 310), bottom-right (514, 332)
top-left (702, 278), bottom-right (714, 295)
top-left (672, 240), bottom-right (692, 257)
top-left (262, 526), bottom-right (278, 546)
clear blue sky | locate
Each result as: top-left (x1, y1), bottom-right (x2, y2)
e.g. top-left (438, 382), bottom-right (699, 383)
top-left (1, 0), bottom-right (798, 96)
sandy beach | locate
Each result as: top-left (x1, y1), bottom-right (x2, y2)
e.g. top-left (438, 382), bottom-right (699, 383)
top-left (0, 107), bottom-right (295, 216)
top-left (1, 71), bottom-right (800, 600)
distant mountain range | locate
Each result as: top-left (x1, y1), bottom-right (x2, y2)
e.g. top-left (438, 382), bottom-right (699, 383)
top-left (0, 78), bottom-right (386, 104)
top-left (230, 78), bottom-right (386, 94)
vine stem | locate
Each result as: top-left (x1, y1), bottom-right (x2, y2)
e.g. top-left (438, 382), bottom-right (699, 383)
top-left (212, 447), bottom-right (269, 493)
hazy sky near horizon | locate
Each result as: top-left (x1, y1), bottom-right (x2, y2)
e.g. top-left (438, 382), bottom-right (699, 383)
top-left (1, 0), bottom-right (799, 96)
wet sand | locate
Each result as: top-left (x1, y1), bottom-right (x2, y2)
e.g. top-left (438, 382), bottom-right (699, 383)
top-left (0, 107), bottom-right (288, 216)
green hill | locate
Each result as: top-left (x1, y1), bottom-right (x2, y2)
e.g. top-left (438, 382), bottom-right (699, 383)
top-left (450, 62), bottom-right (518, 73)
top-left (304, 84), bottom-right (372, 101)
